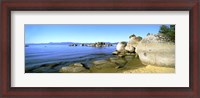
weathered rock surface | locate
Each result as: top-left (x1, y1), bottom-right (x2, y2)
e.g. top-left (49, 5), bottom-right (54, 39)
top-left (124, 56), bottom-right (134, 61)
top-left (112, 50), bottom-right (119, 55)
top-left (40, 63), bottom-right (61, 68)
top-left (109, 57), bottom-right (127, 67)
top-left (116, 42), bottom-right (127, 52)
top-left (59, 66), bottom-right (90, 73)
top-left (125, 35), bottom-right (142, 52)
top-left (136, 34), bottom-right (175, 67)
top-left (70, 63), bottom-right (84, 67)
top-left (91, 60), bottom-right (118, 68)
top-left (90, 60), bottom-right (119, 73)
top-left (113, 34), bottom-right (142, 58)
top-left (92, 60), bottom-right (111, 65)
top-left (125, 44), bottom-right (135, 53)
top-left (125, 52), bottom-right (135, 56)
top-left (59, 63), bottom-right (90, 73)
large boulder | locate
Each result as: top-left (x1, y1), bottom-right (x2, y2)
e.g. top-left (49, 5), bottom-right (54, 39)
top-left (125, 35), bottom-right (142, 52)
top-left (125, 44), bottom-right (135, 53)
top-left (136, 34), bottom-right (175, 67)
top-left (116, 41), bottom-right (127, 52)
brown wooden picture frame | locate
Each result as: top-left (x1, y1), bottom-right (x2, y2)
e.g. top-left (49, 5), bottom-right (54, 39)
top-left (0, 0), bottom-right (199, 97)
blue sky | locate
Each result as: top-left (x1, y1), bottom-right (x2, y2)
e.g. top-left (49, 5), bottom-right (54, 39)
top-left (25, 24), bottom-right (163, 43)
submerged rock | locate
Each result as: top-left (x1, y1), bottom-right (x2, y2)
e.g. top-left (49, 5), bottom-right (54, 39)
top-left (91, 60), bottom-right (119, 69)
top-left (59, 63), bottom-right (90, 73)
top-left (32, 66), bottom-right (54, 73)
top-left (125, 52), bottom-right (135, 56)
top-left (70, 63), bottom-right (84, 67)
top-left (59, 66), bottom-right (90, 73)
top-left (118, 54), bottom-right (125, 58)
top-left (109, 57), bottom-right (127, 67)
top-left (112, 50), bottom-right (119, 55)
top-left (92, 60), bottom-right (110, 65)
top-left (125, 55), bottom-right (134, 61)
top-left (136, 34), bottom-right (175, 67)
top-left (40, 63), bottom-right (61, 68)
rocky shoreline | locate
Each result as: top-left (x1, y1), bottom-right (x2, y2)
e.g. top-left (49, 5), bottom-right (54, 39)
top-left (26, 53), bottom-right (143, 73)
top-left (26, 33), bottom-right (175, 73)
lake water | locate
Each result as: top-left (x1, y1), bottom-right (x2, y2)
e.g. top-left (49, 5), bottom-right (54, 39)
top-left (25, 44), bottom-right (116, 71)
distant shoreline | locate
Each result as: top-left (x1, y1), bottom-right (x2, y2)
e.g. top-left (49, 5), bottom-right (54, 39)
top-left (25, 42), bottom-right (120, 45)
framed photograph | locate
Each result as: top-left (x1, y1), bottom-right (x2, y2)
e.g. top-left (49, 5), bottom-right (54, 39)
top-left (1, 0), bottom-right (199, 97)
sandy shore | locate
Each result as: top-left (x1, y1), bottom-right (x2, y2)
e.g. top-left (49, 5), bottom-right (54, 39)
top-left (114, 58), bottom-right (175, 73)
top-left (120, 65), bottom-right (175, 73)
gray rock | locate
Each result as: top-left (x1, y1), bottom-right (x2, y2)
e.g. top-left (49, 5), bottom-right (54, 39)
top-left (125, 52), bottom-right (135, 56)
top-left (109, 58), bottom-right (127, 67)
top-left (118, 54), bottom-right (125, 58)
top-left (125, 44), bottom-right (135, 53)
top-left (125, 56), bottom-right (134, 61)
top-left (41, 63), bottom-right (60, 68)
top-left (136, 34), bottom-right (175, 67)
top-left (91, 61), bottom-right (119, 69)
top-left (116, 42), bottom-right (127, 52)
top-left (59, 66), bottom-right (90, 73)
top-left (112, 51), bottom-right (119, 55)
top-left (72, 63), bottom-right (84, 67)
top-left (92, 60), bottom-right (110, 65)
top-left (125, 36), bottom-right (141, 52)
top-left (109, 57), bottom-right (119, 61)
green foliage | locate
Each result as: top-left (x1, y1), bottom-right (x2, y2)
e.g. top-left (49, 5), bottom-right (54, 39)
top-left (128, 34), bottom-right (142, 41)
top-left (120, 41), bottom-right (127, 45)
top-left (137, 36), bottom-right (142, 41)
top-left (129, 34), bottom-right (136, 38)
top-left (159, 25), bottom-right (175, 43)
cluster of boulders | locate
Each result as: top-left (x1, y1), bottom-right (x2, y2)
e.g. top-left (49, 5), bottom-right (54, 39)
top-left (69, 42), bottom-right (113, 47)
top-left (59, 55), bottom-right (137, 73)
top-left (112, 33), bottom-right (175, 67)
top-left (112, 34), bottom-right (142, 57)
top-left (87, 42), bottom-right (113, 47)
top-left (59, 34), bottom-right (145, 73)
top-left (69, 44), bottom-right (78, 46)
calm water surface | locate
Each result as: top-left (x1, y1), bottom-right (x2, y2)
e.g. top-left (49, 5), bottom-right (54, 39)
top-left (25, 44), bottom-right (116, 69)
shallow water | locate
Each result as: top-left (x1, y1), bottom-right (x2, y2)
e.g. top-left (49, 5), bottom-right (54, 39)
top-left (25, 44), bottom-right (116, 69)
